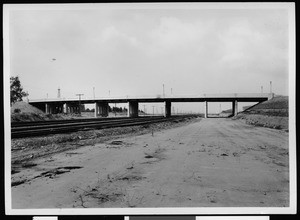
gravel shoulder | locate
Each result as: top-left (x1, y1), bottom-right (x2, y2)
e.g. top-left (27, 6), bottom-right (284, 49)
top-left (11, 118), bottom-right (289, 208)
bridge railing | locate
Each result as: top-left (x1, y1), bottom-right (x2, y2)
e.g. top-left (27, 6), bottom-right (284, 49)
top-left (28, 93), bottom-right (273, 103)
top-left (202, 93), bottom-right (273, 98)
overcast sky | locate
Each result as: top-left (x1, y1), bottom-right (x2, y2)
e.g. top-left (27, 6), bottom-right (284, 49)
top-left (6, 3), bottom-right (293, 112)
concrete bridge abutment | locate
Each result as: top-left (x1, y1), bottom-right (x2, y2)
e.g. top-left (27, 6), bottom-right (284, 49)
top-left (95, 102), bottom-right (109, 117)
top-left (232, 100), bottom-right (238, 116)
top-left (45, 103), bottom-right (64, 114)
top-left (165, 101), bottom-right (171, 117)
top-left (65, 103), bottom-right (80, 114)
top-left (204, 101), bottom-right (208, 118)
top-left (128, 101), bottom-right (139, 118)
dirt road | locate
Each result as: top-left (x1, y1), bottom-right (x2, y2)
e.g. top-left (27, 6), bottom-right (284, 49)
top-left (11, 118), bottom-right (289, 208)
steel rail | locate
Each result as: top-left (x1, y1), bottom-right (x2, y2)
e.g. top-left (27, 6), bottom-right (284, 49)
top-left (11, 115), bottom-right (182, 127)
top-left (11, 115), bottom-right (199, 139)
top-left (11, 116), bottom-right (129, 127)
top-left (11, 117), bottom-right (165, 132)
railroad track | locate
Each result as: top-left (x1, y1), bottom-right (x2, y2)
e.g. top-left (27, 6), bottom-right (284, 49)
top-left (11, 116), bottom-right (129, 127)
top-left (11, 115), bottom-right (199, 139)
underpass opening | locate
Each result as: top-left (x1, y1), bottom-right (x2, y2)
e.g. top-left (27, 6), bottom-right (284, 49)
top-left (205, 102), bottom-right (233, 118)
top-left (138, 103), bottom-right (165, 117)
top-left (204, 101), bottom-right (262, 118)
top-left (172, 102), bottom-right (202, 116)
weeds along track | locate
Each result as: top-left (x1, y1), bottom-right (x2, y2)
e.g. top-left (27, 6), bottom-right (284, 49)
top-left (11, 115), bottom-right (199, 139)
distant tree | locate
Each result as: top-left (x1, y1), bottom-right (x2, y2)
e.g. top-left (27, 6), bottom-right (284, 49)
top-left (10, 76), bottom-right (28, 105)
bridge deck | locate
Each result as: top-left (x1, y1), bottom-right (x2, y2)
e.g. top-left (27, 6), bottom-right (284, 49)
top-left (29, 93), bottom-right (273, 105)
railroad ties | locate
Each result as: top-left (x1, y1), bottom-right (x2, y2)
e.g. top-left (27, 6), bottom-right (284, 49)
top-left (11, 115), bottom-right (199, 139)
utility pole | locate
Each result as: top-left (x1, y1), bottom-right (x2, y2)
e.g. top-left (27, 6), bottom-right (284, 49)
top-left (76, 94), bottom-right (84, 115)
top-left (270, 81), bottom-right (272, 93)
top-left (57, 87), bottom-right (61, 98)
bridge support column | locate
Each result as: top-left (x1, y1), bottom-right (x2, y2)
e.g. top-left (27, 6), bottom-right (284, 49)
top-left (232, 100), bottom-right (238, 116)
top-left (204, 101), bottom-right (208, 118)
top-left (59, 104), bottom-right (64, 113)
top-left (128, 101), bottom-right (139, 118)
top-left (165, 101), bottom-right (171, 117)
top-left (45, 104), bottom-right (49, 114)
top-left (46, 104), bottom-right (54, 114)
top-left (55, 104), bottom-right (63, 114)
top-left (95, 102), bottom-right (109, 117)
top-left (63, 103), bottom-right (67, 113)
top-left (94, 103), bottom-right (98, 117)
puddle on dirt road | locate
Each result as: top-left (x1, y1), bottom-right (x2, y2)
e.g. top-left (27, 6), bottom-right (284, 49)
top-left (106, 140), bottom-right (134, 149)
top-left (110, 141), bottom-right (124, 145)
top-left (66, 152), bottom-right (83, 156)
top-left (117, 175), bottom-right (146, 181)
top-left (22, 162), bottom-right (37, 168)
top-left (11, 179), bottom-right (27, 187)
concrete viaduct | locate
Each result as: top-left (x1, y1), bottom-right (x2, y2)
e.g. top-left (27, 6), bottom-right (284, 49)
top-left (28, 93), bottom-right (274, 118)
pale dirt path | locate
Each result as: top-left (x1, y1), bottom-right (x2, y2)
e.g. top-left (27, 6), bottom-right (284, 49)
top-left (11, 118), bottom-right (289, 208)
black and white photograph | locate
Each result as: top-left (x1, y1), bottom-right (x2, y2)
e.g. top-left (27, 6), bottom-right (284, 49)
top-left (3, 2), bottom-right (296, 215)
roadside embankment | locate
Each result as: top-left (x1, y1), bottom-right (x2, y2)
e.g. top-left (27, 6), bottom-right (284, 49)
top-left (234, 96), bottom-right (288, 131)
top-left (11, 101), bottom-right (76, 122)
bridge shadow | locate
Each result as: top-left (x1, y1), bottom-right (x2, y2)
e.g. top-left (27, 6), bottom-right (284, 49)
top-left (206, 114), bottom-right (234, 118)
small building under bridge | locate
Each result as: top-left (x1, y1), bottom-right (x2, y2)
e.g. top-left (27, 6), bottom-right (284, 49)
top-left (28, 93), bottom-right (274, 118)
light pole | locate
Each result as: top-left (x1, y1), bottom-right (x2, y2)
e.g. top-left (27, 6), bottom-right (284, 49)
top-left (76, 93), bottom-right (84, 115)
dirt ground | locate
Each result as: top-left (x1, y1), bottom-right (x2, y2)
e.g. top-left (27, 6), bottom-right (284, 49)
top-left (11, 118), bottom-right (289, 208)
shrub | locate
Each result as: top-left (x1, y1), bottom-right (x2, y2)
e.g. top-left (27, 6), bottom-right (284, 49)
top-left (14, 108), bottom-right (21, 113)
